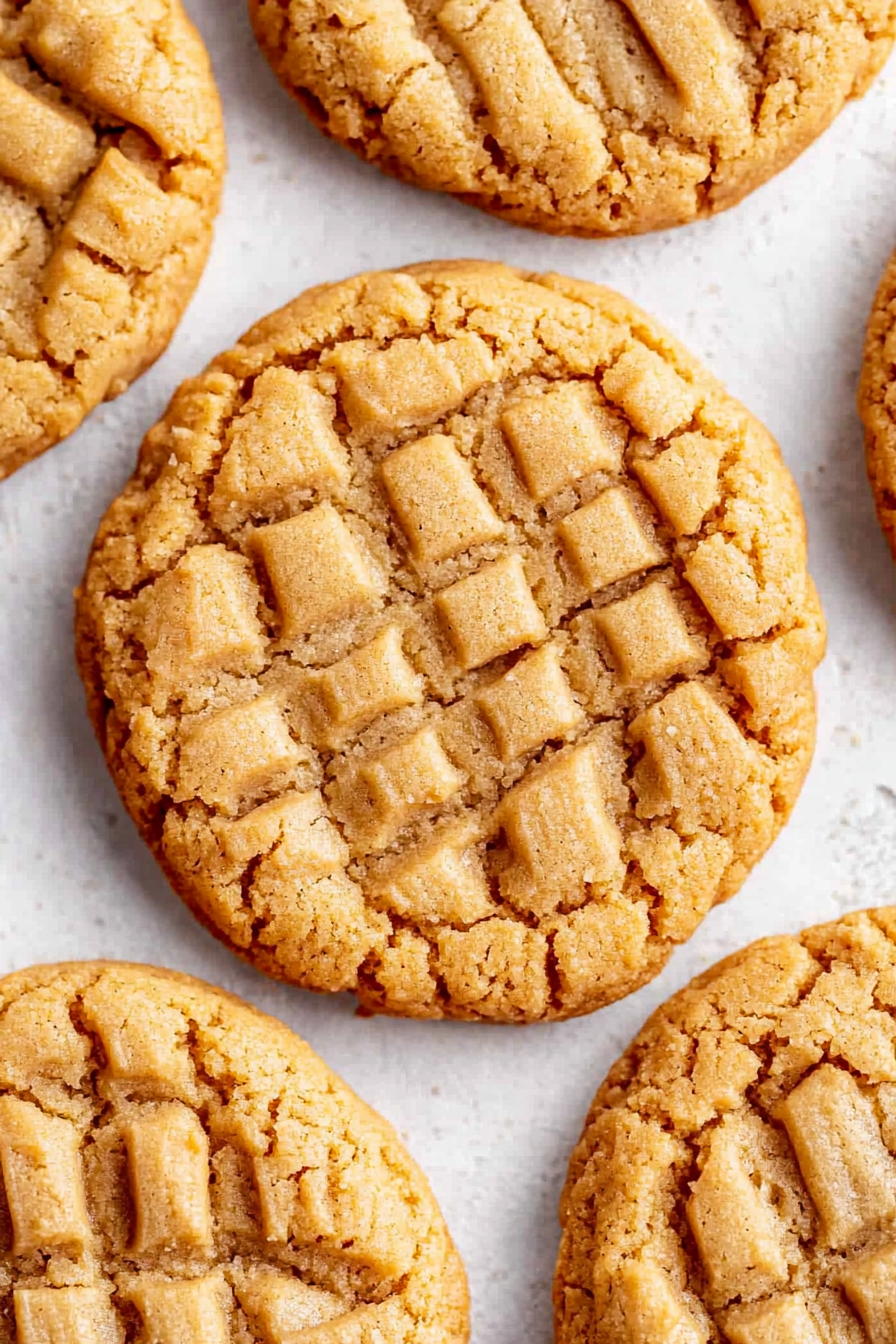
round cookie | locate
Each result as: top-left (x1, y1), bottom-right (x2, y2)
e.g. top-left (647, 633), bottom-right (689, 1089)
top-left (554, 907), bottom-right (896, 1344)
top-left (859, 244), bottom-right (896, 558)
top-left (0, 0), bottom-right (225, 481)
top-left (248, 0), bottom-right (894, 238)
top-left (0, 960), bottom-right (468, 1343)
top-left (75, 260), bottom-right (825, 1024)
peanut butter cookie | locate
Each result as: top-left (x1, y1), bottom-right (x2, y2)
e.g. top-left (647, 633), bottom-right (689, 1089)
top-left (248, 0), bottom-right (894, 237)
top-left (75, 261), bottom-right (825, 1024)
top-left (555, 906), bottom-right (896, 1344)
top-left (0, 0), bottom-right (225, 481)
top-left (859, 244), bottom-right (896, 559)
top-left (0, 960), bottom-right (468, 1343)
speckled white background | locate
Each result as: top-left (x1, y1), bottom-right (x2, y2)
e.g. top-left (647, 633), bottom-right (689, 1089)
top-left (1, 7), bottom-right (895, 1339)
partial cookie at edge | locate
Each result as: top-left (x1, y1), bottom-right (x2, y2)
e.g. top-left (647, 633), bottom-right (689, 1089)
top-left (554, 906), bottom-right (896, 1344)
top-left (859, 244), bottom-right (896, 558)
top-left (248, 0), bottom-right (895, 237)
top-left (0, 959), bottom-right (468, 1343)
top-left (0, 0), bottom-right (225, 480)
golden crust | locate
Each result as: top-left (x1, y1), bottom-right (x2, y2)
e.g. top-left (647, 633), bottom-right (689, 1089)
top-left (249, 0), bottom-right (894, 238)
top-left (554, 906), bottom-right (896, 1344)
top-left (76, 261), bottom-right (824, 1024)
top-left (0, 0), bottom-right (225, 480)
top-left (859, 244), bottom-right (896, 558)
top-left (0, 959), bottom-right (468, 1343)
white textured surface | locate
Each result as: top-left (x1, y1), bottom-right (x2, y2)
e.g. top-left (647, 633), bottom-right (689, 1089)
top-left (1, 7), bottom-right (895, 1339)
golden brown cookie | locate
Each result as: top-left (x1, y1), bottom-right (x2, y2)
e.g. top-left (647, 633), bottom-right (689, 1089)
top-left (554, 907), bottom-right (896, 1344)
top-left (0, 960), bottom-right (468, 1343)
top-left (75, 260), bottom-right (825, 1024)
top-left (859, 244), bottom-right (896, 558)
top-left (0, 0), bottom-right (225, 481)
top-left (248, 0), bottom-right (894, 238)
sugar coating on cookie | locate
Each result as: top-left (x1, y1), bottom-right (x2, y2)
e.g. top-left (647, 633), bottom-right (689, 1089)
top-left (248, 0), bottom-right (894, 237)
top-left (860, 245), bottom-right (896, 559)
top-left (0, 0), bottom-right (225, 480)
top-left (554, 907), bottom-right (896, 1344)
top-left (0, 961), bottom-right (468, 1342)
top-left (76, 261), bottom-right (825, 1023)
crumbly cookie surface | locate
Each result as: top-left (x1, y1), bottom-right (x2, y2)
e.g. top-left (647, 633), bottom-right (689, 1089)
top-left (76, 261), bottom-right (825, 1024)
top-left (0, 0), bottom-right (225, 481)
top-left (0, 960), bottom-right (468, 1343)
top-left (248, 0), bottom-right (894, 237)
top-left (554, 907), bottom-right (896, 1344)
top-left (859, 246), bottom-right (896, 559)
